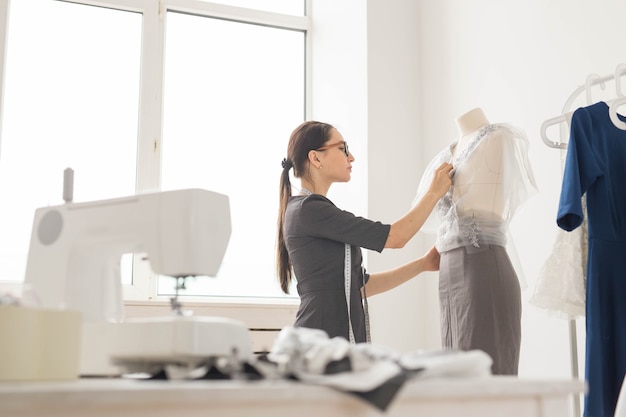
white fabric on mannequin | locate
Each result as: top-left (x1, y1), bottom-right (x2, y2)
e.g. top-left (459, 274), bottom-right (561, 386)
top-left (452, 108), bottom-right (506, 221)
top-left (413, 109), bottom-right (537, 285)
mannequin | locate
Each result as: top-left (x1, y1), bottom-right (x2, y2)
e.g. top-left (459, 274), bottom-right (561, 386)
top-left (413, 107), bottom-right (537, 375)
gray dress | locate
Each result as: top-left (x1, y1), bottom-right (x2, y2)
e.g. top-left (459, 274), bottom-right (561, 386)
top-left (414, 124), bottom-right (537, 375)
top-left (284, 194), bottom-right (390, 343)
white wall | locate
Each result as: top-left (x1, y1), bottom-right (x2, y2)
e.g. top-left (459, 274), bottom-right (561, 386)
top-left (309, 0), bottom-right (368, 215)
top-left (365, 0), bottom-right (438, 351)
top-left (363, 0), bottom-right (626, 384)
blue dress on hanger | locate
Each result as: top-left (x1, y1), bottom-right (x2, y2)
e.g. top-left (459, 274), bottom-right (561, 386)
top-left (557, 101), bottom-right (626, 417)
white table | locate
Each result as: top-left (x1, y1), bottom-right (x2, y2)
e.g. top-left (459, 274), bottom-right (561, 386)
top-left (0, 376), bottom-right (585, 417)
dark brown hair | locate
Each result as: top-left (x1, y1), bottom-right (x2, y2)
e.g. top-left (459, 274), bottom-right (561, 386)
top-left (276, 121), bottom-right (335, 293)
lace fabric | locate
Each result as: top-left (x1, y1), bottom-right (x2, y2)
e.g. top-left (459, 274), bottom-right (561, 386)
top-left (529, 139), bottom-right (587, 319)
top-left (530, 225), bottom-right (587, 318)
top-left (530, 190), bottom-right (588, 319)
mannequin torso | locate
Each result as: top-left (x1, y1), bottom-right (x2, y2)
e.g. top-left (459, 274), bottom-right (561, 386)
top-left (452, 108), bottom-right (504, 220)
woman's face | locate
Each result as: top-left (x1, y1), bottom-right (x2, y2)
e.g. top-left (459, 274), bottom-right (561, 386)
top-left (316, 129), bottom-right (355, 183)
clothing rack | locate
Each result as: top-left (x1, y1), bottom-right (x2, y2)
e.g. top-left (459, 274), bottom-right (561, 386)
top-left (541, 63), bottom-right (626, 149)
top-left (539, 62), bottom-right (626, 417)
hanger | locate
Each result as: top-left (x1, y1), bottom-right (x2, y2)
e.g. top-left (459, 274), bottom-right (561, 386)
top-left (540, 73), bottom-right (612, 149)
top-left (608, 63), bottom-right (626, 130)
top-left (609, 97), bottom-right (626, 130)
top-left (541, 63), bottom-right (626, 147)
top-left (540, 114), bottom-right (572, 150)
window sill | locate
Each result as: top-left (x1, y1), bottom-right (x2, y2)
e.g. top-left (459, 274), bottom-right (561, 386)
top-left (123, 298), bottom-right (299, 329)
top-left (123, 298), bottom-right (299, 354)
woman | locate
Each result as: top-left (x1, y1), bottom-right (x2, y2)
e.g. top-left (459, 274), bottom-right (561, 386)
top-left (277, 121), bottom-right (453, 343)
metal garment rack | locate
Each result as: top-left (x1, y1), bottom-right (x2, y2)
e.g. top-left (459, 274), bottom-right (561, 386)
top-left (541, 63), bottom-right (626, 148)
top-left (539, 63), bottom-right (626, 417)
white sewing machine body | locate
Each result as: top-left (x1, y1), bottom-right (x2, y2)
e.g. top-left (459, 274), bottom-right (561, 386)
top-left (23, 188), bottom-right (252, 376)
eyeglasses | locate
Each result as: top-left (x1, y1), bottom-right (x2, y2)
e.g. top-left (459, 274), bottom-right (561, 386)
top-left (315, 141), bottom-right (350, 157)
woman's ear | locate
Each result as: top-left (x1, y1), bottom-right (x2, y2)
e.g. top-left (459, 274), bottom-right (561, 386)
top-left (307, 150), bottom-right (322, 169)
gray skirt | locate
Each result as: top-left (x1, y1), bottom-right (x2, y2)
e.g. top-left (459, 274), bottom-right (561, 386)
top-left (439, 244), bottom-right (521, 375)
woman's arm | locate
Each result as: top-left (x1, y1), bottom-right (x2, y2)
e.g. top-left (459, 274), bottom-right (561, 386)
top-left (385, 162), bottom-right (453, 248)
top-left (363, 246), bottom-right (440, 297)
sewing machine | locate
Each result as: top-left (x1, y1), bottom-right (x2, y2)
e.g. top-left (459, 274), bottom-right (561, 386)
top-left (24, 188), bottom-right (252, 377)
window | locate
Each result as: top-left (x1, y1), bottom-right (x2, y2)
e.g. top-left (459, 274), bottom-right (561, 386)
top-left (159, 11), bottom-right (304, 298)
top-left (0, 0), bottom-right (141, 286)
top-left (0, 0), bottom-right (307, 303)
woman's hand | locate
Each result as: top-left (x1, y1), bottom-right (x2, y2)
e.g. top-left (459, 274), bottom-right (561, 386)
top-left (428, 162), bottom-right (454, 199)
top-left (365, 245), bottom-right (441, 296)
top-left (385, 163), bottom-right (453, 249)
top-left (420, 245), bottom-right (441, 272)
